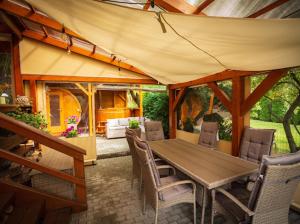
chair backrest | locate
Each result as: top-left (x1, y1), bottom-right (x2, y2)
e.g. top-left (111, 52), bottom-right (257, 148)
top-left (240, 127), bottom-right (275, 163)
top-left (198, 122), bottom-right (219, 148)
top-left (246, 151), bottom-right (300, 224)
top-left (145, 121), bottom-right (164, 141)
top-left (125, 128), bottom-right (140, 177)
top-left (133, 136), bottom-right (161, 208)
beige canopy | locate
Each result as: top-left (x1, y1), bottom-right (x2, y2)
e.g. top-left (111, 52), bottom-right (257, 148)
top-left (28, 0), bottom-right (300, 84)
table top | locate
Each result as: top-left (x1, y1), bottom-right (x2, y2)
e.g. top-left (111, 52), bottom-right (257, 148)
top-left (148, 139), bottom-right (258, 189)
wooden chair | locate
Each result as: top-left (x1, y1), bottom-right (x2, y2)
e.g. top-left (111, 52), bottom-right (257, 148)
top-left (145, 121), bottom-right (164, 141)
top-left (211, 151), bottom-right (300, 224)
top-left (133, 136), bottom-right (196, 224)
top-left (198, 121), bottom-right (219, 149)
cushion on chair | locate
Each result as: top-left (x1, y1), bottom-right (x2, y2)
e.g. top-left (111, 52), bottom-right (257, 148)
top-left (239, 128), bottom-right (275, 163)
top-left (145, 121), bottom-right (164, 141)
top-left (159, 176), bottom-right (192, 201)
top-left (107, 119), bottom-right (119, 127)
top-left (198, 122), bottom-right (218, 148)
top-left (119, 118), bottom-right (129, 126)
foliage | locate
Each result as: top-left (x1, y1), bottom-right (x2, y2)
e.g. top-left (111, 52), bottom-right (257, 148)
top-left (7, 109), bottom-right (47, 131)
top-left (183, 117), bottom-right (194, 132)
top-left (143, 92), bottom-right (169, 137)
top-left (129, 120), bottom-right (139, 129)
top-left (66, 115), bottom-right (79, 124)
top-left (62, 126), bottom-right (82, 138)
top-left (203, 113), bottom-right (232, 141)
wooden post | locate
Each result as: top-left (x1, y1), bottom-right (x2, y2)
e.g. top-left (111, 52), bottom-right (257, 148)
top-left (88, 83), bottom-right (93, 136)
top-left (12, 37), bottom-right (23, 96)
top-left (73, 157), bottom-right (87, 205)
top-left (29, 80), bottom-right (37, 112)
top-left (139, 89), bottom-right (143, 117)
top-left (169, 86), bottom-right (176, 139)
top-left (231, 76), bottom-right (245, 156)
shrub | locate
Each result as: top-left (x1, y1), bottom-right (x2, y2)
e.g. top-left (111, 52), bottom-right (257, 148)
top-left (6, 109), bottom-right (47, 131)
top-left (143, 92), bottom-right (169, 137)
top-left (129, 120), bottom-right (139, 129)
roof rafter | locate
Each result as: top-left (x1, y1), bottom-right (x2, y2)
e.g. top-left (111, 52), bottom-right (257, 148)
top-left (154, 0), bottom-right (196, 13)
top-left (193, 0), bottom-right (214, 15)
top-left (22, 29), bottom-right (146, 76)
top-left (247, 0), bottom-right (291, 18)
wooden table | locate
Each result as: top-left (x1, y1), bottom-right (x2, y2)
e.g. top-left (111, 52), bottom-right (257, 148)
top-left (148, 139), bottom-right (258, 224)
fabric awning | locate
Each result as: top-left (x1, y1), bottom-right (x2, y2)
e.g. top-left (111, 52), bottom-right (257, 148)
top-left (27, 0), bottom-right (300, 84)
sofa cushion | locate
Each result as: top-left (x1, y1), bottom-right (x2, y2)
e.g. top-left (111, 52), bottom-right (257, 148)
top-left (119, 118), bottom-right (129, 126)
top-left (109, 126), bottom-right (126, 130)
top-left (107, 119), bottom-right (119, 127)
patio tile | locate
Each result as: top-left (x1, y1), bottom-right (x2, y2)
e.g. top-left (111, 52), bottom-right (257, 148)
top-left (71, 156), bottom-right (300, 224)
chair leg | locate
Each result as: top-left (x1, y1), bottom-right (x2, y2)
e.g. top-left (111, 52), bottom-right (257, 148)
top-left (211, 189), bottom-right (216, 224)
top-left (154, 207), bottom-right (158, 224)
top-left (139, 170), bottom-right (143, 193)
top-left (131, 172), bottom-right (134, 189)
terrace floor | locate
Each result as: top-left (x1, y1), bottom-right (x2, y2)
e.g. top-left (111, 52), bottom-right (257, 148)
top-left (70, 156), bottom-right (300, 224)
top-left (96, 137), bottom-right (129, 159)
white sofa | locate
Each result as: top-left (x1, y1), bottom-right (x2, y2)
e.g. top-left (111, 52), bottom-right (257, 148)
top-left (105, 117), bottom-right (146, 139)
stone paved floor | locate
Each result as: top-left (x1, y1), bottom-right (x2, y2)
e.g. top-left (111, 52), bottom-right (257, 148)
top-left (71, 156), bottom-right (300, 224)
top-left (96, 137), bottom-right (129, 157)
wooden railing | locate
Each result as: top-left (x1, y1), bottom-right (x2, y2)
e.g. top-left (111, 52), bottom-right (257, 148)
top-left (0, 113), bottom-right (87, 210)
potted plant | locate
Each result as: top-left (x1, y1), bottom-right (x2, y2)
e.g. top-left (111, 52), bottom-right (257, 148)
top-left (66, 115), bottom-right (79, 130)
top-left (62, 126), bottom-right (82, 138)
top-left (128, 119), bottom-right (141, 137)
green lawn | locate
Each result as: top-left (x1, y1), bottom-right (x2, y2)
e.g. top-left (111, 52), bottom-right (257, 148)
top-left (250, 120), bottom-right (300, 154)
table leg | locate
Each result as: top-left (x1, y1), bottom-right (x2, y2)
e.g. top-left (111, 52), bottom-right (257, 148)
top-left (201, 187), bottom-right (207, 224)
top-left (211, 189), bottom-right (216, 224)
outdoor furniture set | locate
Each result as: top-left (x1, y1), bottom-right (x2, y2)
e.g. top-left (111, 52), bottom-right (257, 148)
top-left (125, 121), bottom-right (300, 224)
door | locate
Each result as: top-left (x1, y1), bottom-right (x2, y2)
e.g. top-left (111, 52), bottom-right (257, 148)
top-left (46, 89), bottom-right (81, 135)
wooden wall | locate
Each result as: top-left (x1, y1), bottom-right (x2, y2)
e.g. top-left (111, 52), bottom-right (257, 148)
top-left (95, 90), bottom-right (139, 134)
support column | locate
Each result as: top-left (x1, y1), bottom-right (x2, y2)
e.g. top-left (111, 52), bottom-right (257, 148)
top-left (12, 37), bottom-right (23, 96)
top-left (231, 76), bottom-right (245, 156)
top-left (168, 86), bottom-right (176, 139)
top-left (29, 80), bottom-right (37, 112)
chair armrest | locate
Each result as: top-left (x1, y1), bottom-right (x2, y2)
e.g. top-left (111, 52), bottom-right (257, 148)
top-left (214, 188), bottom-right (255, 217)
top-left (157, 180), bottom-right (196, 193)
top-left (156, 165), bottom-right (176, 175)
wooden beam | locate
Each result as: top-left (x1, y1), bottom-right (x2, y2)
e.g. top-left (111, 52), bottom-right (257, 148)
top-left (29, 79), bottom-right (37, 112)
top-left (154, 0), bottom-right (196, 13)
top-left (22, 74), bottom-right (158, 85)
top-left (75, 83), bottom-right (89, 96)
top-left (143, 0), bottom-right (151, 10)
top-left (0, 0), bottom-right (81, 39)
top-left (240, 69), bottom-right (287, 116)
top-left (231, 76), bottom-right (245, 157)
top-left (172, 87), bottom-right (187, 111)
top-left (22, 29), bottom-right (146, 76)
top-left (207, 82), bottom-right (232, 113)
top-left (193, 0), bottom-right (214, 14)
top-left (168, 87), bottom-right (176, 138)
top-left (87, 83), bottom-right (93, 136)
top-left (0, 11), bottom-right (22, 40)
top-left (247, 0), bottom-right (291, 18)
top-left (169, 70), bottom-right (253, 90)
top-left (41, 25), bottom-right (48, 37)
top-left (12, 37), bottom-right (23, 96)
